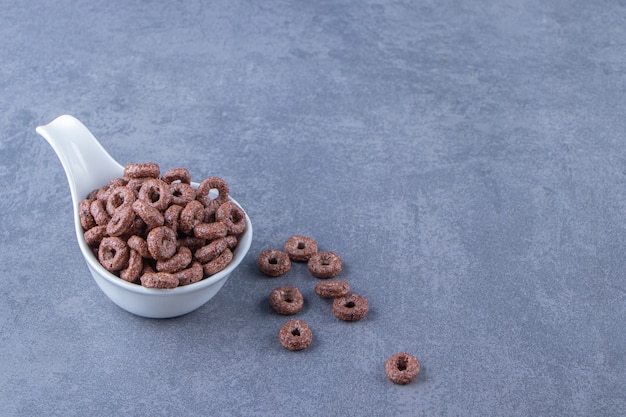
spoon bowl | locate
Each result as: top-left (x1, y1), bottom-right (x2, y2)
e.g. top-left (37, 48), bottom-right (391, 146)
top-left (36, 115), bottom-right (252, 318)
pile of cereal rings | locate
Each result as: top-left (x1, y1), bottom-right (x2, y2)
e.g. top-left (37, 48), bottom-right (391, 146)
top-left (79, 162), bottom-right (246, 289)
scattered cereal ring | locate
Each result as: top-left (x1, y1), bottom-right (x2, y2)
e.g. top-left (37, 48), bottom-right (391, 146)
top-left (98, 237), bottom-right (130, 272)
top-left (174, 261), bottom-right (204, 286)
top-left (132, 199), bottom-right (164, 229)
top-left (138, 178), bottom-right (171, 211)
top-left (127, 235), bottom-right (151, 259)
top-left (332, 293), bottom-right (369, 321)
top-left (105, 186), bottom-right (135, 216)
top-left (79, 199), bottom-right (96, 230)
top-left (156, 246), bottom-right (192, 273)
top-left (257, 249), bottom-right (291, 277)
top-left (269, 286), bottom-right (304, 315)
top-left (168, 182), bottom-right (196, 206)
top-left (179, 200), bottom-right (205, 234)
top-left (202, 247), bottom-right (233, 276)
top-left (314, 280), bottom-right (350, 299)
top-left (106, 205), bottom-right (135, 237)
top-left (196, 177), bottom-right (229, 209)
top-left (84, 225), bottom-right (107, 247)
top-left (90, 199), bottom-right (110, 226)
top-left (161, 167), bottom-right (191, 184)
top-left (284, 235), bottom-right (318, 262)
top-left (307, 251), bottom-right (342, 279)
top-left (140, 272), bottom-right (179, 289)
top-left (124, 162), bottom-right (160, 179)
top-left (120, 249), bottom-right (143, 283)
top-left (147, 226), bottom-right (178, 261)
top-left (279, 319), bottom-right (313, 351)
top-left (194, 221), bottom-right (228, 241)
top-left (215, 201), bottom-right (246, 235)
top-left (385, 352), bottom-right (420, 385)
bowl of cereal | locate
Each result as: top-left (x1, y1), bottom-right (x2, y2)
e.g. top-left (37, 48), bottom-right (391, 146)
top-left (36, 115), bottom-right (253, 318)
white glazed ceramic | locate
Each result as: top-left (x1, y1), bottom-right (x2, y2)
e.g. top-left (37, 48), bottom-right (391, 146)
top-left (36, 115), bottom-right (253, 318)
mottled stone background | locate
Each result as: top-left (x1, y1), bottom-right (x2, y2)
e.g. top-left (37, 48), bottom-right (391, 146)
top-left (1, 1), bottom-right (625, 416)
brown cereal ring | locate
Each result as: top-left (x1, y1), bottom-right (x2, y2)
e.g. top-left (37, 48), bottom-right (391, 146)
top-left (96, 178), bottom-right (127, 202)
top-left (138, 178), bottom-right (171, 211)
top-left (174, 261), bottom-right (203, 286)
top-left (106, 204), bottom-right (135, 237)
top-left (127, 235), bottom-right (151, 259)
top-left (140, 272), bottom-right (179, 289)
top-left (168, 182), bottom-right (196, 206)
top-left (120, 249), bottom-right (143, 283)
top-left (194, 221), bottom-right (228, 241)
top-left (284, 235), bottom-right (318, 262)
top-left (257, 249), bottom-right (291, 277)
top-left (98, 237), bottom-right (130, 272)
top-left (223, 235), bottom-right (238, 249)
top-left (307, 251), bottom-right (342, 279)
top-left (83, 225), bottom-right (107, 247)
top-left (161, 167), bottom-right (191, 184)
top-left (279, 319), bottom-right (313, 351)
top-left (179, 200), bottom-right (205, 234)
top-left (164, 204), bottom-right (183, 233)
top-left (202, 247), bottom-right (233, 276)
top-left (124, 162), bottom-right (160, 179)
top-left (385, 352), bottom-right (420, 385)
top-left (332, 293), bottom-right (369, 321)
top-left (90, 199), bottom-right (110, 226)
top-left (177, 236), bottom-right (206, 252)
top-left (105, 186), bottom-right (135, 216)
top-left (196, 176), bottom-right (229, 209)
top-left (156, 246), bottom-right (192, 273)
top-left (314, 280), bottom-right (350, 299)
top-left (126, 177), bottom-right (149, 196)
top-left (269, 286), bottom-right (304, 315)
top-left (132, 199), bottom-right (164, 229)
top-left (194, 238), bottom-right (228, 263)
top-left (203, 206), bottom-right (217, 223)
top-left (79, 198), bottom-right (96, 230)
top-left (215, 201), bottom-right (246, 235)
top-left (146, 226), bottom-right (178, 261)
top-left (86, 188), bottom-right (99, 200)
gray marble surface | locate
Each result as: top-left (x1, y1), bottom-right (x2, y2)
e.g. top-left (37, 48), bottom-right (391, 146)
top-left (2, 1), bottom-right (626, 416)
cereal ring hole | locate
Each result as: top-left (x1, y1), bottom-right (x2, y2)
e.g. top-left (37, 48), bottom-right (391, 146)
top-left (345, 301), bottom-right (356, 308)
top-left (291, 328), bottom-right (301, 337)
top-left (297, 242), bottom-right (306, 249)
top-left (396, 357), bottom-right (408, 371)
top-left (268, 257), bottom-right (279, 265)
top-left (146, 188), bottom-right (162, 204)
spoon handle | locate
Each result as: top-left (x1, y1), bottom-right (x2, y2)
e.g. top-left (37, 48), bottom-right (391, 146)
top-left (36, 115), bottom-right (124, 206)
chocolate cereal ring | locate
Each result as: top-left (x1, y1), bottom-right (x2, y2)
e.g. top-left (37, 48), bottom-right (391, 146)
top-left (196, 177), bottom-right (229, 209)
top-left (332, 293), bottom-right (369, 321)
top-left (124, 162), bottom-right (160, 179)
top-left (105, 186), bottom-right (135, 216)
top-left (307, 251), bottom-right (342, 279)
top-left (138, 178), bottom-right (171, 211)
top-left (257, 249), bottom-right (291, 277)
top-left (179, 200), bottom-right (205, 234)
top-left (202, 247), bottom-right (233, 276)
top-left (127, 235), bottom-right (151, 259)
top-left (106, 204), bottom-right (135, 237)
top-left (146, 226), bottom-right (178, 261)
top-left (284, 235), bottom-right (318, 262)
top-left (177, 236), bottom-right (206, 252)
top-left (132, 199), bottom-right (164, 229)
top-left (79, 198), bottom-right (96, 230)
top-left (98, 237), bottom-right (130, 272)
top-left (96, 178), bottom-right (127, 202)
top-left (140, 272), bottom-right (179, 289)
top-left (269, 286), bottom-right (304, 315)
top-left (83, 225), bottom-right (107, 247)
top-left (215, 201), bottom-right (246, 235)
top-left (161, 167), bottom-right (191, 184)
top-left (314, 280), bottom-right (350, 299)
top-left (168, 182), bottom-right (196, 206)
top-left (194, 238), bottom-right (228, 263)
top-left (385, 352), bottom-right (420, 385)
top-left (120, 249), bottom-right (143, 283)
top-left (194, 222), bottom-right (228, 241)
top-left (164, 204), bottom-right (183, 233)
top-left (156, 246), bottom-right (192, 273)
top-left (223, 235), bottom-right (238, 249)
top-left (279, 319), bottom-right (313, 351)
top-left (90, 199), bottom-right (110, 226)
top-left (174, 261), bottom-right (203, 286)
